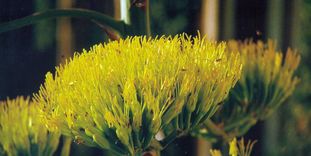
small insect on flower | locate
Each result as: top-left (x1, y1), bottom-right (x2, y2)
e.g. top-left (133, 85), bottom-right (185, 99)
top-left (0, 97), bottom-right (61, 156)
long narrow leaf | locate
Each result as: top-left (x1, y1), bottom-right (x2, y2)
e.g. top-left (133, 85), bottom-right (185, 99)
top-left (0, 8), bottom-right (128, 36)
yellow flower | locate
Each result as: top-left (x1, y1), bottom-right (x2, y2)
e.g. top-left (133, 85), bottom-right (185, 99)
top-left (161, 36), bottom-right (242, 138)
top-left (34, 34), bottom-right (242, 155)
top-left (227, 40), bottom-right (300, 116)
top-left (229, 138), bottom-right (238, 156)
top-left (210, 138), bottom-right (257, 156)
top-left (196, 40), bottom-right (300, 141)
top-left (228, 40), bottom-right (300, 120)
top-left (0, 97), bottom-right (60, 156)
top-left (210, 149), bottom-right (222, 156)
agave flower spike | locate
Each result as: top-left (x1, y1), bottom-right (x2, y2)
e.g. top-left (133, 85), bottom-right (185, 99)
top-left (194, 40), bottom-right (300, 142)
top-left (0, 97), bottom-right (61, 156)
top-left (34, 34), bottom-right (242, 155)
top-left (160, 37), bottom-right (242, 146)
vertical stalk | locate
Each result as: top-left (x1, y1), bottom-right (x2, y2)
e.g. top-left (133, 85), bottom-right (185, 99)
top-left (288, 0), bottom-right (302, 48)
top-left (198, 1), bottom-right (219, 155)
top-left (266, 0), bottom-right (284, 47)
top-left (200, 0), bottom-right (219, 40)
top-left (114, 0), bottom-right (121, 19)
top-left (120, 0), bottom-right (131, 24)
top-left (222, 0), bottom-right (235, 40)
top-left (145, 0), bottom-right (151, 37)
top-left (197, 139), bottom-right (212, 156)
top-left (56, 0), bottom-right (73, 64)
top-left (263, 0), bottom-right (283, 155)
top-left (34, 0), bottom-right (53, 50)
top-left (60, 137), bottom-right (72, 156)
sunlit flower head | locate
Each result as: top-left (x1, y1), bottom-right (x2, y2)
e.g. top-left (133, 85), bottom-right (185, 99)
top-left (34, 34), bottom-right (242, 155)
top-left (0, 97), bottom-right (61, 156)
top-left (227, 40), bottom-right (300, 117)
top-left (196, 40), bottom-right (300, 141)
top-left (227, 40), bottom-right (299, 122)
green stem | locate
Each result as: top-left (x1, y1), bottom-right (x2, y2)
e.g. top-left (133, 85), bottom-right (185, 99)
top-left (134, 150), bottom-right (143, 156)
top-left (223, 115), bottom-right (256, 131)
top-left (159, 130), bottom-right (178, 149)
top-left (60, 137), bottom-right (72, 156)
top-left (0, 8), bottom-right (128, 36)
top-left (204, 119), bottom-right (229, 140)
top-left (145, 0), bottom-right (151, 37)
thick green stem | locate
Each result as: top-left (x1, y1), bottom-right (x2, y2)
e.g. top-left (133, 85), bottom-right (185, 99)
top-left (0, 8), bottom-right (128, 36)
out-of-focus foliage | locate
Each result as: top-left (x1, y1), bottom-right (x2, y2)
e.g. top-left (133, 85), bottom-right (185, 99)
top-left (279, 103), bottom-right (311, 155)
top-left (0, 97), bottom-right (61, 156)
top-left (277, 0), bottom-right (311, 155)
top-left (34, 34), bottom-right (242, 155)
top-left (150, 0), bottom-right (201, 35)
top-left (194, 40), bottom-right (300, 142)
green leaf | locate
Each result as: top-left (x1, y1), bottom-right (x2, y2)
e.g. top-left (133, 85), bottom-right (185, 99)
top-left (0, 9), bottom-right (129, 36)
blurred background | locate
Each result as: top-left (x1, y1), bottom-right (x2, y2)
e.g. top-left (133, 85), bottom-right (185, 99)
top-left (0, 0), bottom-right (310, 155)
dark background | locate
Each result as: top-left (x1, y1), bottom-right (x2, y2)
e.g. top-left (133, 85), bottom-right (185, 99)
top-left (0, 0), bottom-right (310, 155)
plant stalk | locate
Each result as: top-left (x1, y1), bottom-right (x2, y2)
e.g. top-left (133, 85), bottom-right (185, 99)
top-left (60, 137), bottom-right (72, 156)
top-left (145, 0), bottom-right (151, 37)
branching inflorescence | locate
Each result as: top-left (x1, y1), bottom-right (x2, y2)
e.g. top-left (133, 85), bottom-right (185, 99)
top-left (195, 40), bottom-right (300, 142)
top-left (0, 97), bottom-right (61, 156)
top-left (34, 34), bottom-right (242, 155)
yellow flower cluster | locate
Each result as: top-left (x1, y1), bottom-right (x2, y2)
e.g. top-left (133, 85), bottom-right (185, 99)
top-left (226, 40), bottom-right (300, 119)
top-left (228, 40), bottom-right (300, 115)
top-left (210, 138), bottom-right (256, 156)
top-left (161, 36), bottom-right (242, 138)
top-left (0, 97), bottom-right (60, 156)
top-left (34, 34), bottom-right (242, 155)
top-left (197, 40), bottom-right (300, 141)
